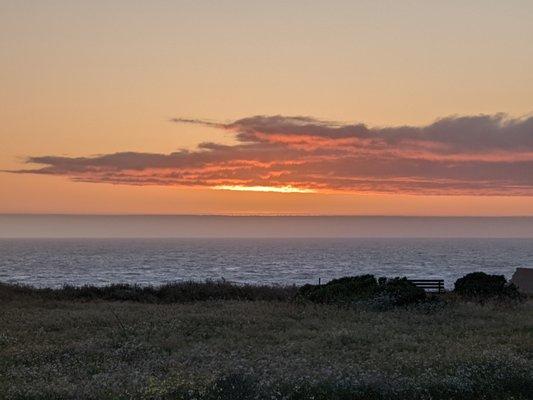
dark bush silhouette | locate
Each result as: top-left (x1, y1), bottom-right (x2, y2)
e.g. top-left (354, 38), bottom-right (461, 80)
top-left (454, 272), bottom-right (523, 301)
top-left (296, 275), bottom-right (426, 306)
top-left (0, 280), bottom-right (297, 303)
top-left (380, 277), bottom-right (427, 306)
top-left (297, 275), bottom-right (379, 303)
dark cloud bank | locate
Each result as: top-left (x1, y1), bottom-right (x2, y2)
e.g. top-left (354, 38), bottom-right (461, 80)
top-left (9, 114), bottom-right (533, 195)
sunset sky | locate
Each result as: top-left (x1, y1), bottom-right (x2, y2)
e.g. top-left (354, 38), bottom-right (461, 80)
top-left (2, 1), bottom-right (533, 215)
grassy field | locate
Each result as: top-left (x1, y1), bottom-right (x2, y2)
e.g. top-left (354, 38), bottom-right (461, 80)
top-left (1, 285), bottom-right (532, 399)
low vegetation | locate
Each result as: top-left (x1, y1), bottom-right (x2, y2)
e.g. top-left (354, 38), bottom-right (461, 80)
top-left (1, 274), bottom-right (531, 399)
top-left (296, 275), bottom-right (427, 307)
top-left (454, 272), bottom-right (524, 302)
top-left (0, 280), bottom-right (297, 303)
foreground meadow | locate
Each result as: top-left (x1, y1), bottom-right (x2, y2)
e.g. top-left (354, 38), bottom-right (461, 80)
top-left (1, 286), bottom-right (532, 399)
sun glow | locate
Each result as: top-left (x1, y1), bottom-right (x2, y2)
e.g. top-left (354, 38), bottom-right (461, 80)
top-left (213, 185), bottom-right (316, 193)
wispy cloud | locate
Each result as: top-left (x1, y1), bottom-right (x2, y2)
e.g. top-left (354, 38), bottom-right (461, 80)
top-left (8, 114), bottom-right (533, 195)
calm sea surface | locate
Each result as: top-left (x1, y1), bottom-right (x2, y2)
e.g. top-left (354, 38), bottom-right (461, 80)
top-left (1, 238), bottom-right (532, 288)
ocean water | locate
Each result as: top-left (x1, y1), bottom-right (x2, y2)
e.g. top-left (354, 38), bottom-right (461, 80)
top-left (1, 238), bottom-right (532, 288)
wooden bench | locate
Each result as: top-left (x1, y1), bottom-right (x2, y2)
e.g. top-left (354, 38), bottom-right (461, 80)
top-left (408, 279), bottom-right (444, 293)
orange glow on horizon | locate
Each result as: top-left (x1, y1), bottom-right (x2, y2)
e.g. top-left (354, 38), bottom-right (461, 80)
top-left (213, 185), bottom-right (316, 194)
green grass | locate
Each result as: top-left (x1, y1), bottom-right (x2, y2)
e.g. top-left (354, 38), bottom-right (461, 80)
top-left (1, 284), bottom-right (532, 399)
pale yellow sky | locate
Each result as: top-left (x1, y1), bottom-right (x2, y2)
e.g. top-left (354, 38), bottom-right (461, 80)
top-left (1, 1), bottom-right (533, 215)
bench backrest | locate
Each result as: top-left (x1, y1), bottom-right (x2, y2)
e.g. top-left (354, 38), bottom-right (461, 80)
top-left (408, 279), bottom-right (444, 293)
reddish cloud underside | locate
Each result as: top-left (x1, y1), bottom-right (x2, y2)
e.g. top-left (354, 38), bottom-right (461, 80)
top-left (9, 114), bottom-right (533, 195)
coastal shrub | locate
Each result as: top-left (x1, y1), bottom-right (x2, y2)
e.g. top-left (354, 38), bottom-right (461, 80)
top-left (380, 277), bottom-right (427, 306)
top-left (454, 272), bottom-right (523, 302)
top-left (295, 275), bottom-right (426, 306)
top-left (296, 275), bottom-right (379, 304)
top-left (0, 280), bottom-right (297, 303)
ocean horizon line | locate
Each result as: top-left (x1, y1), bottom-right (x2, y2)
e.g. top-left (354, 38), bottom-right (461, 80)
top-left (2, 214), bottom-right (533, 238)
top-left (3, 213), bottom-right (533, 218)
top-left (3, 236), bottom-right (533, 240)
